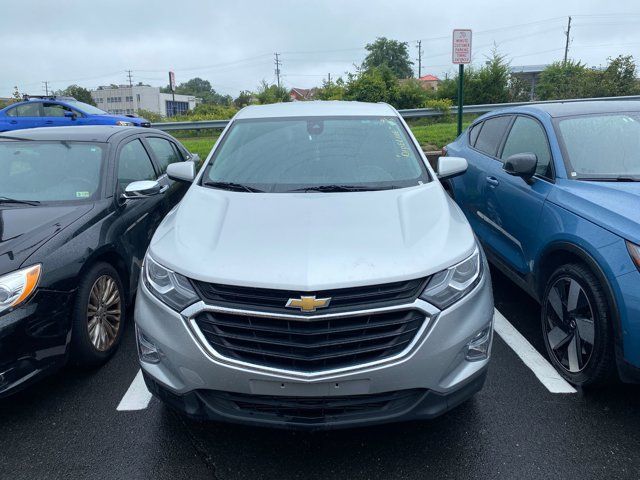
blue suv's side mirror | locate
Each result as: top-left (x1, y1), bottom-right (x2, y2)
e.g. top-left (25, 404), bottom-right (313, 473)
top-left (504, 153), bottom-right (537, 180)
top-left (64, 111), bottom-right (77, 119)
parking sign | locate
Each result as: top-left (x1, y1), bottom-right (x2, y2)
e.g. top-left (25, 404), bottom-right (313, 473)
top-left (452, 29), bottom-right (472, 64)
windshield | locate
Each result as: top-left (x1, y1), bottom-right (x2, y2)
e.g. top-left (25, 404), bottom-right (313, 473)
top-left (556, 113), bottom-right (640, 180)
top-left (65, 100), bottom-right (108, 115)
top-left (0, 141), bottom-right (105, 202)
top-left (202, 116), bottom-right (429, 193)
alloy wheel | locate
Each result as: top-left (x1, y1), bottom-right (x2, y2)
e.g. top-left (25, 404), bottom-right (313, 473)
top-left (86, 275), bottom-right (122, 352)
top-left (543, 276), bottom-right (595, 373)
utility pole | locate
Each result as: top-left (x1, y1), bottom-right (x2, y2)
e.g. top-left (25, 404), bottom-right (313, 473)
top-left (274, 53), bottom-right (282, 88)
top-left (328, 73), bottom-right (331, 83)
top-left (563, 16), bottom-right (572, 64)
top-left (416, 40), bottom-right (423, 78)
top-left (126, 70), bottom-right (133, 88)
top-left (42, 81), bottom-right (49, 96)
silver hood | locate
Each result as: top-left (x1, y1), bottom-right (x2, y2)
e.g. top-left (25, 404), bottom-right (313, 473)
top-left (149, 182), bottom-right (476, 291)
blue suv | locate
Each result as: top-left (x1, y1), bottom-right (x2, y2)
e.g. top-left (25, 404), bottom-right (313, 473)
top-left (0, 96), bottom-right (150, 132)
top-left (445, 100), bottom-right (640, 386)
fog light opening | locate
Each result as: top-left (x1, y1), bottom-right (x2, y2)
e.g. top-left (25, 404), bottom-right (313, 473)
top-left (137, 328), bottom-right (161, 364)
top-left (466, 325), bottom-right (492, 361)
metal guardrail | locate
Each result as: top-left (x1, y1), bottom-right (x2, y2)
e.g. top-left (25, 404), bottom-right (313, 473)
top-left (151, 95), bottom-right (640, 131)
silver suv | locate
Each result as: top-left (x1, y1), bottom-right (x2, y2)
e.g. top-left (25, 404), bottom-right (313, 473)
top-left (134, 101), bottom-right (494, 429)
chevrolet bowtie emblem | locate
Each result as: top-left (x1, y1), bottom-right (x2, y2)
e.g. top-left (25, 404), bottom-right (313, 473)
top-left (285, 295), bottom-right (331, 312)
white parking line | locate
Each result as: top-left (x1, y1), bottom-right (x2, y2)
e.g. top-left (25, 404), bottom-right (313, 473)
top-left (494, 309), bottom-right (577, 394)
top-left (117, 369), bottom-right (153, 411)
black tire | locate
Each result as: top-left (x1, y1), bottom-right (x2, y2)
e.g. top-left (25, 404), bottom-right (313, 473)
top-left (70, 262), bottom-right (125, 367)
top-left (541, 263), bottom-right (616, 387)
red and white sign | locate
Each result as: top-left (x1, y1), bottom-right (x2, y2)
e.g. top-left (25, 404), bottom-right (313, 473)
top-left (452, 29), bottom-right (472, 64)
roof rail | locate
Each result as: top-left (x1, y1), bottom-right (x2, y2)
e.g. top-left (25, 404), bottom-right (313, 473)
top-left (22, 94), bottom-right (77, 101)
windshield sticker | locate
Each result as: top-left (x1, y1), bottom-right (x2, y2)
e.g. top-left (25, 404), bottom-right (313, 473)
top-left (76, 191), bottom-right (90, 198)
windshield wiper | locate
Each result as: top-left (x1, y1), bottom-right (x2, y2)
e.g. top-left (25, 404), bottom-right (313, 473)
top-left (202, 181), bottom-right (264, 193)
top-left (0, 196), bottom-right (41, 206)
top-left (289, 184), bottom-right (388, 193)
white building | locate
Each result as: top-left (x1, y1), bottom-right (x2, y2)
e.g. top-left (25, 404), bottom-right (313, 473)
top-left (90, 85), bottom-right (197, 117)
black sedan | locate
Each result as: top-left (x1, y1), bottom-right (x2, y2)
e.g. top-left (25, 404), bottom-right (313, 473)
top-left (0, 126), bottom-right (198, 396)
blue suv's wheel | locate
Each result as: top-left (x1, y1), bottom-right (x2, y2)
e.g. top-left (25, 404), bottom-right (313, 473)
top-left (541, 263), bottom-right (616, 387)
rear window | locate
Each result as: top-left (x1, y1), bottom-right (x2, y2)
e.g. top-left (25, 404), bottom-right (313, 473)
top-left (474, 116), bottom-right (512, 157)
top-left (203, 116), bottom-right (429, 193)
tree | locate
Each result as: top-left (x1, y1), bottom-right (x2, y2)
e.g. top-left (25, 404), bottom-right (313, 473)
top-left (362, 37), bottom-right (414, 79)
top-left (255, 81), bottom-right (290, 104)
top-left (599, 55), bottom-right (638, 97)
top-left (345, 66), bottom-right (398, 103)
top-left (315, 78), bottom-right (346, 100)
top-left (393, 79), bottom-right (431, 109)
top-left (471, 49), bottom-right (510, 104)
top-left (536, 60), bottom-right (589, 100)
top-left (234, 90), bottom-right (255, 108)
top-left (58, 84), bottom-right (96, 105)
top-left (162, 77), bottom-right (232, 105)
top-left (12, 86), bottom-right (21, 100)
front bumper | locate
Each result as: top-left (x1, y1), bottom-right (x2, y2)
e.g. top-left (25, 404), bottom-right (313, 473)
top-left (0, 289), bottom-right (75, 397)
top-left (135, 270), bottom-right (494, 429)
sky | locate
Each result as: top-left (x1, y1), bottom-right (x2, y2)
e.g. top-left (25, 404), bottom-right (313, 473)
top-left (2, 0), bottom-right (640, 98)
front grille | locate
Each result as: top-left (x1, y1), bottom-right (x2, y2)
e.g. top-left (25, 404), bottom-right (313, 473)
top-left (199, 389), bottom-right (425, 424)
top-left (192, 277), bottom-right (428, 314)
top-left (193, 309), bottom-right (426, 372)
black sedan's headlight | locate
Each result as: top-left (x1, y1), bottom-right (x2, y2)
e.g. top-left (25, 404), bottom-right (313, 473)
top-left (0, 264), bottom-right (41, 315)
top-left (420, 248), bottom-right (483, 310)
top-left (143, 254), bottom-right (198, 311)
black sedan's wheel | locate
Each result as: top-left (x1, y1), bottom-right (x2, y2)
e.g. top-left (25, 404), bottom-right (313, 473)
top-left (541, 263), bottom-right (616, 387)
top-left (70, 262), bottom-right (125, 367)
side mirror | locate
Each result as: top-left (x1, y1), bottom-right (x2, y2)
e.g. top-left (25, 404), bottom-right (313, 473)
top-left (167, 160), bottom-right (196, 183)
top-left (504, 153), bottom-right (537, 180)
top-left (122, 180), bottom-right (167, 199)
top-left (437, 156), bottom-right (468, 180)
top-left (64, 111), bottom-right (77, 119)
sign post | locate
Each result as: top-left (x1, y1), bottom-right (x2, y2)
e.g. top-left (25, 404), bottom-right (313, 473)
top-left (452, 29), bottom-right (472, 135)
top-left (169, 71), bottom-right (176, 117)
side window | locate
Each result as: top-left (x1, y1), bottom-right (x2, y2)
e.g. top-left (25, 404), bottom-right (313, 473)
top-left (117, 139), bottom-right (157, 189)
top-left (43, 103), bottom-right (72, 117)
top-left (146, 137), bottom-right (182, 173)
top-left (501, 116), bottom-right (552, 177)
top-left (15, 103), bottom-right (42, 117)
top-left (474, 116), bottom-right (512, 157)
top-left (468, 122), bottom-right (482, 147)
top-left (5, 107), bottom-right (17, 117)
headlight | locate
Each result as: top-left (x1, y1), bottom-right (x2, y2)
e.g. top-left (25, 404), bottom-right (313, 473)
top-left (0, 264), bottom-right (41, 314)
top-left (143, 255), bottom-right (198, 311)
top-left (420, 248), bottom-right (482, 309)
top-left (627, 241), bottom-right (640, 272)
top-left (115, 120), bottom-right (134, 126)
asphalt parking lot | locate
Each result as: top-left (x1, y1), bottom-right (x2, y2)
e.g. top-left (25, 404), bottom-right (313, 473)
top-left (1, 267), bottom-right (639, 480)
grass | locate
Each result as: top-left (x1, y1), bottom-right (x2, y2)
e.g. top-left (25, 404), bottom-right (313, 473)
top-left (176, 118), bottom-right (474, 157)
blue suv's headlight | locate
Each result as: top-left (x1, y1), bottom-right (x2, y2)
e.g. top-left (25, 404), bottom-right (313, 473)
top-left (420, 248), bottom-right (483, 310)
top-left (627, 241), bottom-right (640, 272)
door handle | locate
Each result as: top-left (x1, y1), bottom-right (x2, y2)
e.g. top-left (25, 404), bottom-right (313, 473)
top-left (45, 120), bottom-right (53, 124)
top-left (10, 120), bottom-right (17, 124)
top-left (486, 176), bottom-right (500, 187)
